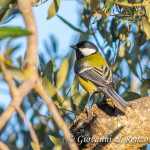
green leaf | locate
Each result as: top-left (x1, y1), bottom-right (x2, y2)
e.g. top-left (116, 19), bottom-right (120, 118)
top-left (78, 90), bottom-right (88, 111)
top-left (47, 0), bottom-right (60, 19)
top-left (50, 35), bottom-right (57, 53)
top-left (44, 60), bottom-right (54, 83)
top-left (122, 6), bottom-right (133, 16)
top-left (71, 76), bottom-right (79, 100)
top-left (31, 142), bottom-right (40, 150)
top-left (17, 56), bottom-right (22, 67)
top-left (140, 145), bottom-right (147, 150)
top-left (123, 92), bottom-right (141, 101)
top-left (56, 58), bottom-right (69, 89)
top-left (89, 0), bottom-right (100, 11)
top-left (142, 17), bottom-right (150, 39)
top-left (42, 72), bottom-right (63, 105)
top-left (71, 76), bottom-right (81, 110)
top-left (145, 2), bottom-right (150, 22)
top-left (49, 135), bottom-right (62, 146)
top-left (31, 142), bottom-right (36, 150)
top-left (68, 51), bottom-right (75, 71)
top-left (43, 40), bottom-right (50, 56)
top-left (124, 48), bottom-right (139, 78)
top-left (142, 78), bottom-right (150, 86)
top-left (0, 27), bottom-right (31, 40)
top-left (114, 14), bottom-right (135, 21)
top-left (105, 2), bottom-right (113, 12)
top-left (6, 64), bottom-right (24, 81)
top-left (126, 58), bottom-right (139, 78)
top-left (42, 75), bottom-right (56, 98)
top-left (116, 76), bottom-right (128, 89)
top-left (0, 0), bottom-right (11, 22)
top-left (140, 81), bottom-right (148, 97)
top-left (113, 61), bottom-right (120, 74)
top-left (120, 45), bottom-right (126, 58)
top-left (4, 44), bottom-right (21, 61)
top-left (54, 145), bottom-right (62, 150)
top-left (0, 3), bottom-right (16, 24)
top-left (39, 55), bottom-right (46, 72)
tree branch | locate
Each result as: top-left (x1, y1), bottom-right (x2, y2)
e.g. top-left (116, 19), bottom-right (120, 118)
top-left (63, 96), bottom-right (150, 150)
top-left (0, 141), bottom-right (10, 150)
top-left (0, 0), bottom-right (79, 149)
top-left (15, 106), bottom-right (40, 150)
top-left (17, 0), bottom-right (78, 149)
top-left (34, 81), bottom-right (79, 150)
top-left (105, 0), bottom-right (150, 7)
top-left (0, 54), bottom-right (17, 97)
top-left (17, 0), bottom-right (38, 70)
top-left (0, 77), bottom-right (35, 130)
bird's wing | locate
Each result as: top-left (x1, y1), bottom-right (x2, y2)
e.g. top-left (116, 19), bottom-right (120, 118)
top-left (75, 65), bottom-right (115, 90)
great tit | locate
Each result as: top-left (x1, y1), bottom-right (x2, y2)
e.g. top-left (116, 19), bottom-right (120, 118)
top-left (70, 41), bottom-right (130, 109)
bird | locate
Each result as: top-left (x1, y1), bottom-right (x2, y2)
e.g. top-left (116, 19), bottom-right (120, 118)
top-left (70, 41), bottom-right (130, 110)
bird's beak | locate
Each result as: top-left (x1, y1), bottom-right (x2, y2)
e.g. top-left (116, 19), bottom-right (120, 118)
top-left (70, 45), bottom-right (78, 50)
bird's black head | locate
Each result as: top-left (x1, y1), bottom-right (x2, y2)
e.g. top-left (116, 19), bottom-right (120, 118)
top-left (70, 41), bottom-right (98, 59)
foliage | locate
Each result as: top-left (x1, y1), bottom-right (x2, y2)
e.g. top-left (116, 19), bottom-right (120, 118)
top-left (0, 27), bottom-right (31, 40)
top-left (0, 0), bottom-right (150, 149)
top-left (47, 0), bottom-right (60, 19)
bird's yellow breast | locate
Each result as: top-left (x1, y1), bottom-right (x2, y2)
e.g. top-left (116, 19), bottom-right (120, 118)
top-left (75, 53), bottom-right (108, 93)
top-left (78, 76), bottom-right (99, 93)
top-left (76, 53), bottom-right (107, 68)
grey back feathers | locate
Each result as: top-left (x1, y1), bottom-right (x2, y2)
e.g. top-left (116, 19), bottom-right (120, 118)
top-left (100, 88), bottom-right (130, 108)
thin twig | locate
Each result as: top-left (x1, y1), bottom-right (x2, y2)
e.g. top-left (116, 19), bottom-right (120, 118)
top-left (34, 81), bottom-right (79, 150)
top-left (0, 77), bottom-right (35, 130)
top-left (90, 27), bottom-right (106, 58)
top-left (116, 73), bottom-right (127, 89)
top-left (0, 55), bottom-right (36, 130)
top-left (114, 38), bottom-right (121, 65)
top-left (0, 54), bottom-right (18, 97)
top-left (0, 57), bottom-right (38, 147)
top-left (15, 105), bottom-right (40, 150)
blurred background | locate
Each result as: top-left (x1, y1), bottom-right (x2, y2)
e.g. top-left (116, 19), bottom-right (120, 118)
top-left (0, 0), bottom-right (150, 149)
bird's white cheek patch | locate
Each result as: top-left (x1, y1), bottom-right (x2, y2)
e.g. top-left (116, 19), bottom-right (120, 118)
top-left (80, 48), bottom-right (97, 56)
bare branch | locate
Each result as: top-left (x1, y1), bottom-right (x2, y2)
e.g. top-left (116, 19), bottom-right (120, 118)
top-left (0, 54), bottom-right (17, 97)
top-left (0, 77), bottom-right (35, 130)
top-left (35, 81), bottom-right (79, 150)
top-left (0, 141), bottom-right (10, 150)
top-left (105, 0), bottom-right (150, 7)
top-left (16, 0), bottom-right (79, 149)
top-left (15, 106), bottom-right (40, 150)
top-left (17, 0), bottom-right (38, 70)
top-left (63, 96), bottom-right (150, 150)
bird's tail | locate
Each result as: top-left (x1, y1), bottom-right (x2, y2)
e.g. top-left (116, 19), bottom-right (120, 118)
top-left (101, 88), bottom-right (130, 108)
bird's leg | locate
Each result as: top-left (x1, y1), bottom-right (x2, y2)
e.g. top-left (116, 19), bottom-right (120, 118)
top-left (84, 93), bottom-right (93, 115)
